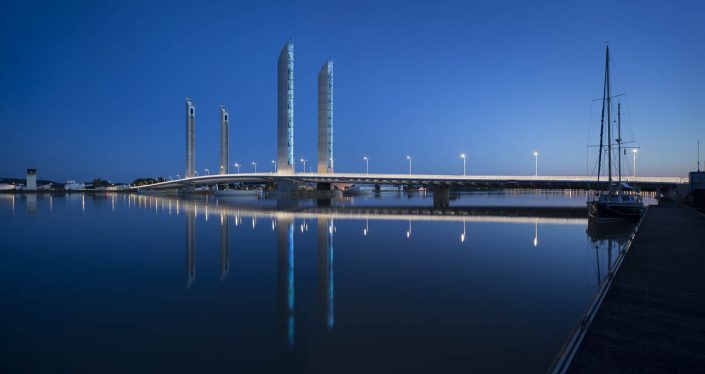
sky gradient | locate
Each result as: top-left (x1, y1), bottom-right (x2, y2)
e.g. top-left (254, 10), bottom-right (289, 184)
top-left (1, 0), bottom-right (703, 182)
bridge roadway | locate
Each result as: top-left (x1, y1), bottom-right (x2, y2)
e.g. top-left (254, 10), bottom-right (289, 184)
top-left (134, 172), bottom-right (687, 191)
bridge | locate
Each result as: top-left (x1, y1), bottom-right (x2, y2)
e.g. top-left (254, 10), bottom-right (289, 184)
top-left (133, 172), bottom-right (686, 192)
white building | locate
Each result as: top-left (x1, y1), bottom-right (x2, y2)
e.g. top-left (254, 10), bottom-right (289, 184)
top-left (64, 180), bottom-right (85, 191)
top-left (26, 169), bottom-right (37, 190)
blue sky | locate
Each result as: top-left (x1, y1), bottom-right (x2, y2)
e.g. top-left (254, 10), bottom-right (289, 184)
top-left (1, 0), bottom-right (703, 182)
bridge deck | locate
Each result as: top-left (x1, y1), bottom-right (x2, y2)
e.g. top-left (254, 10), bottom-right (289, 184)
top-left (567, 206), bottom-right (705, 372)
top-left (135, 173), bottom-right (687, 191)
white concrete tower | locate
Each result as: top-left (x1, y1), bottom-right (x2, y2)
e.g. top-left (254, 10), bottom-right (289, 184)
top-left (185, 98), bottom-right (196, 178)
top-left (277, 40), bottom-right (294, 173)
top-left (26, 169), bottom-right (37, 190)
top-left (317, 59), bottom-right (333, 174)
top-left (219, 105), bottom-right (229, 175)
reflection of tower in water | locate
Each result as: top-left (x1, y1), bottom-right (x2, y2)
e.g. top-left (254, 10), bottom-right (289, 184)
top-left (317, 218), bottom-right (335, 330)
top-left (186, 211), bottom-right (196, 288)
top-left (277, 218), bottom-right (295, 346)
top-left (26, 195), bottom-right (37, 217)
top-left (220, 214), bottom-right (229, 280)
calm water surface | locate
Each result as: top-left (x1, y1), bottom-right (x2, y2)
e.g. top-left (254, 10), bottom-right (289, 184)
top-left (0, 191), bottom-right (642, 373)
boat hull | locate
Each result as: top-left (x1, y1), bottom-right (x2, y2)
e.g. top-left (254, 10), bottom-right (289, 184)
top-left (587, 200), bottom-right (644, 221)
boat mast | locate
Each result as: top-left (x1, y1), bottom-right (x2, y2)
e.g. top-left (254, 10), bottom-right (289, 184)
top-left (606, 46), bottom-right (612, 185)
top-left (618, 101), bottom-right (622, 184)
top-left (597, 47), bottom-right (608, 183)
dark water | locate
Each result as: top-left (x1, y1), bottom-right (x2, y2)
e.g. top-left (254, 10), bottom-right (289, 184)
top-left (0, 191), bottom-right (639, 373)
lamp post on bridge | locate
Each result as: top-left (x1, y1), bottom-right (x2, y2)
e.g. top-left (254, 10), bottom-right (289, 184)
top-left (205, 168), bottom-right (209, 176)
top-left (363, 156), bottom-right (369, 174)
top-left (632, 149), bottom-right (638, 177)
top-left (234, 163), bottom-right (240, 174)
top-left (177, 174), bottom-right (180, 179)
top-left (406, 155), bottom-right (412, 175)
top-left (271, 160), bottom-right (277, 173)
top-left (251, 161), bottom-right (257, 173)
top-left (300, 158), bottom-right (307, 173)
top-left (533, 151), bottom-right (539, 176)
top-left (460, 153), bottom-right (467, 176)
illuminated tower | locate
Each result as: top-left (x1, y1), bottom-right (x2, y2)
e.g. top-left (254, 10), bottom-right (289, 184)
top-left (220, 105), bottom-right (229, 175)
top-left (277, 40), bottom-right (294, 173)
top-left (317, 59), bottom-right (333, 174)
top-left (185, 98), bottom-right (196, 178)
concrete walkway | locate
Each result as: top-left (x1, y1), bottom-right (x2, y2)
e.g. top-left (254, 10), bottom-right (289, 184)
top-left (568, 206), bottom-right (705, 372)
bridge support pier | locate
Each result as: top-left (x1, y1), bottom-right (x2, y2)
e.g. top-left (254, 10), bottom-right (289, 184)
top-left (275, 180), bottom-right (297, 193)
top-left (317, 182), bottom-right (332, 191)
top-left (433, 187), bottom-right (450, 209)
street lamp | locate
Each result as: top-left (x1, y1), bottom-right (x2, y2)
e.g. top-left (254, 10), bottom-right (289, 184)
top-left (177, 174), bottom-right (180, 179)
top-left (363, 156), bottom-right (369, 174)
top-left (406, 155), bottom-right (412, 175)
top-left (460, 153), bottom-right (467, 176)
top-left (234, 163), bottom-right (240, 174)
top-left (632, 149), bottom-right (639, 177)
top-left (205, 168), bottom-right (209, 175)
top-left (251, 161), bottom-right (257, 173)
top-left (533, 151), bottom-right (539, 176)
top-left (195, 170), bottom-right (199, 176)
top-left (271, 160), bottom-right (277, 172)
top-left (300, 158), bottom-right (307, 173)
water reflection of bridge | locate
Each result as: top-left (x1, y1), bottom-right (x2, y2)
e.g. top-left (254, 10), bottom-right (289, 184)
top-left (144, 193), bottom-right (592, 347)
top-left (130, 194), bottom-right (589, 225)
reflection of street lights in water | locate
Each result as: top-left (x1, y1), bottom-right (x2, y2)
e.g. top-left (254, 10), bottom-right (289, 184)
top-left (363, 219), bottom-right (369, 236)
top-left (460, 220), bottom-right (466, 243)
top-left (533, 220), bottom-right (538, 247)
top-left (406, 220), bottom-right (412, 238)
top-left (252, 217), bottom-right (256, 229)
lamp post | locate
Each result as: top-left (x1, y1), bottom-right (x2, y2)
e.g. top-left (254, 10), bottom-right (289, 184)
top-left (251, 161), bottom-right (257, 173)
top-left (205, 168), bottom-right (209, 176)
top-left (271, 160), bottom-right (277, 172)
top-left (195, 170), bottom-right (199, 176)
top-left (177, 174), bottom-right (180, 179)
top-left (300, 158), bottom-right (307, 173)
top-left (234, 163), bottom-right (240, 174)
top-left (632, 149), bottom-right (638, 177)
top-left (363, 156), bottom-right (369, 174)
top-left (406, 155), bottom-right (412, 175)
top-left (460, 153), bottom-right (467, 176)
top-left (533, 151), bottom-right (539, 176)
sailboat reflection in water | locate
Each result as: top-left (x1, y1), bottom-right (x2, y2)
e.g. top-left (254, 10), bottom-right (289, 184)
top-left (586, 219), bottom-right (636, 285)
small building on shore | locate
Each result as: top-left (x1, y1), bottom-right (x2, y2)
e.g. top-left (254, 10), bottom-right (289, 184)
top-left (690, 171), bottom-right (705, 208)
top-left (26, 169), bottom-right (37, 191)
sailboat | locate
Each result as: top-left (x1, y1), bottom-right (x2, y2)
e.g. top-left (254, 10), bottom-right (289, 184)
top-left (587, 46), bottom-right (645, 221)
